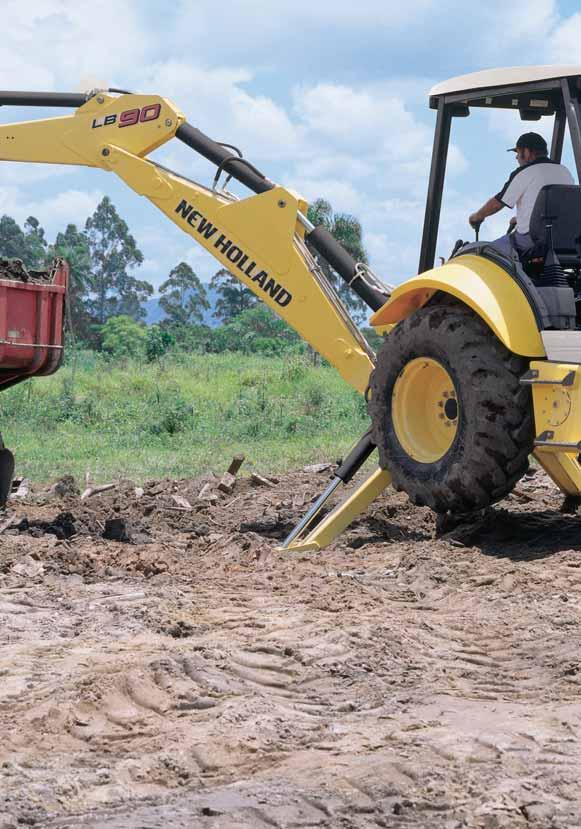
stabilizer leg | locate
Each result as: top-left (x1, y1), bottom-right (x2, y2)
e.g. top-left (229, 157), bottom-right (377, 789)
top-left (280, 431), bottom-right (392, 552)
top-left (280, 466), bottom-right (392, 552)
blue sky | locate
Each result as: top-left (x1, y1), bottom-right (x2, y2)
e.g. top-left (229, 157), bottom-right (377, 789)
top-left (1, 0), bottom-right (581, 295)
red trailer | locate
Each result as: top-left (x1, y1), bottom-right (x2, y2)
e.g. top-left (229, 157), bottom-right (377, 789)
top-left (0, 258), bottom-right (68, 504)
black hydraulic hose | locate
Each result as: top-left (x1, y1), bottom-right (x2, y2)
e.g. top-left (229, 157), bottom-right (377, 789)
top-left (305, 226), bottom-right (388, 312)
top-left (176, 122), bottom-right (274, 194)
top-left (0, 91), bottom-right (87, 108)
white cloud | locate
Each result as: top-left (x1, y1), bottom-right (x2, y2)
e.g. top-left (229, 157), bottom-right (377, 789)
top-left (493, 0), bottom-right (558, 47)
top-left (294, 84), bottom-right (427, 159)
top-left (141, 61), bottom-right (300, 163)
top-left (287, 176), bottom-right (364, 215)
top-left (0, 186), bottom-right (104, 236)
top-left (365, 232), bottom-right (421, 283)
top-left (0, 162), bottom-right (75, 185)
top-left (487, 109), bottom-right (553, 146)
top-left (172, 0), bottom-right (435, 51)
top-left (546, 12), bottom-right (581, 61)
top-left (39, 189), bottom-right (104, 228)
top-left (0, 0), bottom-right (150, 90)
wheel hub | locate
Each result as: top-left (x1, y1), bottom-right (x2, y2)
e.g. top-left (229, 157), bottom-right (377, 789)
top-left (392, 357), bottom-right (459, 463)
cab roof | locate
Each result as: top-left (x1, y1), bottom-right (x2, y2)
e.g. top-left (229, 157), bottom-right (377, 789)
top-left (430, 65), bottom-right (581, 98)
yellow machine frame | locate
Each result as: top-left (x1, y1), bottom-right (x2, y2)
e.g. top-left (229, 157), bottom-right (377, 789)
top-left (1, 90), bottom-right (580, 549)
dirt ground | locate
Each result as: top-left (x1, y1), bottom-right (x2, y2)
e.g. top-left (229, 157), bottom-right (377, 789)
top-left (0, 463), bottom-right (580, 828)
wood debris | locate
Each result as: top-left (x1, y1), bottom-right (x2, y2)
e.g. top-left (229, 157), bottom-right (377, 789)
top-left (250, 473), bottom-right (276, 488)
top-left (0, 513), bottom-right (18, 534)
top-left (198, 483), bottom-right (218, 504)
top-left (11, 554), bottom-right (44, 578)
top-left (171, 494), bottom-right (192, 511)
top-left (218, 454), bottom-right (246, 494)
top-left (10, 478), bottom-right (29, 499)
top-left (81, 483), bottom-right (116, 501)
top-left (217, 472), bottom-right (237, 494)
top-left (303, 462), bottom-right (333, 474)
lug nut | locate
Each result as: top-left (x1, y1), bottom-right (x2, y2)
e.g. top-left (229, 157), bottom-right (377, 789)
top-left (101, 148), bottom-right (110, 157)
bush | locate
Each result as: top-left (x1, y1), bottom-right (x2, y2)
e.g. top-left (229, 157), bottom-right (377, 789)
top-left (303, 382), bottom-right (326, 415)
top-left (145, 389), bottom-right (195, 435)
top-left (146, 325), bottom-right (175, 362)
top-left (101, 315), bottom-right (146, 361)
top-left (171, 323), bottom-right (212, 353)
top-left (279, 355), bottom-right (309, 383)
top-left (206, 306), bottom-right (304, 355)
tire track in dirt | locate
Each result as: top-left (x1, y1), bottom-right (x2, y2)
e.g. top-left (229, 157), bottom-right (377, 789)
top-left (1, 469), bottom-right (581, 826)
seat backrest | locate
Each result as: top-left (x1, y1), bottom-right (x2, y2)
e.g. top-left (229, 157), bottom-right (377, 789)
top-left (529, 184), bottom-right (581, 254)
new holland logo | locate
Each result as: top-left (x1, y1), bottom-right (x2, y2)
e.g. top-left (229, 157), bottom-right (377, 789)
top-left (175, 199), bottom-right (292, 308)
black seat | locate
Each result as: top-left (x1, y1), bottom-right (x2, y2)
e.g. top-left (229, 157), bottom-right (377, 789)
top-left (528, 184), bottom-right (581, 268)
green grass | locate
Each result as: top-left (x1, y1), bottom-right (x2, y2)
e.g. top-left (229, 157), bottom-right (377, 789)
top-left (0, 351), bottom-right (369, 484)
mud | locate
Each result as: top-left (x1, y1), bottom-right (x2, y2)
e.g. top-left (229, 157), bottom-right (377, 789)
top-left (1, 466), bottom-right (580, 827)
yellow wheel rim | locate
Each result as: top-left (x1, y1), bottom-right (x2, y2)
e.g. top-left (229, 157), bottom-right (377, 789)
top-left (392, 357), bottom-right (459, 463)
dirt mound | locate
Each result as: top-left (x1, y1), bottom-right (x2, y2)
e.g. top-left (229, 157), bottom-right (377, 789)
top-left (1, 465), bottom-right (580, 827)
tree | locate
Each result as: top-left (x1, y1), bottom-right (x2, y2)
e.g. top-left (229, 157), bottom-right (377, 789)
top-left (85, 196), bottom-right (151, 323)
top-left (159, 262), bottom-right (209, 327)
top-left (0, 215), bottom-right (26, 260)
top-left (208, 306), bottom-right (301, 354)
top-left (0, 214), bottom-right (48, 267)
top-left (50, 223), bottom-right (93, 340)
top-left (210, 267), bottom-right (257, 323)
top-left (101, 315), bottom-right (146, 361)
top-left (306, 198), bottom-right (369, 322)
top-left (145, 324), bottom-right (175, 362)
top-left (23, 216), bottom-right (48, 268)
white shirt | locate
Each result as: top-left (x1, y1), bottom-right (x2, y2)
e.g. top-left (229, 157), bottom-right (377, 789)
top-left (496, 159), bottom-right (574, 234)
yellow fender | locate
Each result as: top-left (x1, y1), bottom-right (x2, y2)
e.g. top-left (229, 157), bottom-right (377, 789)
top-left (371, 254), bottom-right (546, 358)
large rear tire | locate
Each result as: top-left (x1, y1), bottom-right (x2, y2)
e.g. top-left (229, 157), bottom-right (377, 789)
top-left (367, 303), bottom-right (535, 513)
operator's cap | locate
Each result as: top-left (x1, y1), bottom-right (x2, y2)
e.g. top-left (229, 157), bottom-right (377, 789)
top-left (507, 132), bottom-right (548, 154)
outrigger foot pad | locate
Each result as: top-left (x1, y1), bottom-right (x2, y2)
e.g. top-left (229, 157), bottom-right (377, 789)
top-left (280, 431), bottom-right (392, 552)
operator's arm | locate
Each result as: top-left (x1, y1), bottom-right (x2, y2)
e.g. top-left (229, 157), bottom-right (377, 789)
top-left (469, 197), bottom-right (504, 229)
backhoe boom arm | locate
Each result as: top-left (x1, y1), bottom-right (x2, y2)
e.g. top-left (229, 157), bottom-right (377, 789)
top-left (0, 89), bottom-right (391, 392)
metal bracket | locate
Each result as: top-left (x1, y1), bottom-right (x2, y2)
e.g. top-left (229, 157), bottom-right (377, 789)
top-left (520, 368), bottom-right (576, 386)
top-left (534, 430), bottom-right (581, 450)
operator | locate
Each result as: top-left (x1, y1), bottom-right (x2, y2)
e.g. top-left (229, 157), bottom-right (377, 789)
top-left (468, 132), bottom-right (574, 257)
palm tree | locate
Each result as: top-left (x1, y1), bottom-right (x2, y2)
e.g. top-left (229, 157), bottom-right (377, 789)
top-left (306, 198), bottom-right (368, 322)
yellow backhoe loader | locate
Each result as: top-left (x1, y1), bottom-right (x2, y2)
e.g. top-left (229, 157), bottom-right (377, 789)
top-left (1, 65), bottom-right (581, 550)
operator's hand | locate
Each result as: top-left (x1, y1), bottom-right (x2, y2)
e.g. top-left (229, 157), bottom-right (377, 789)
top-left (469, 213), bottom-right (483, 230)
